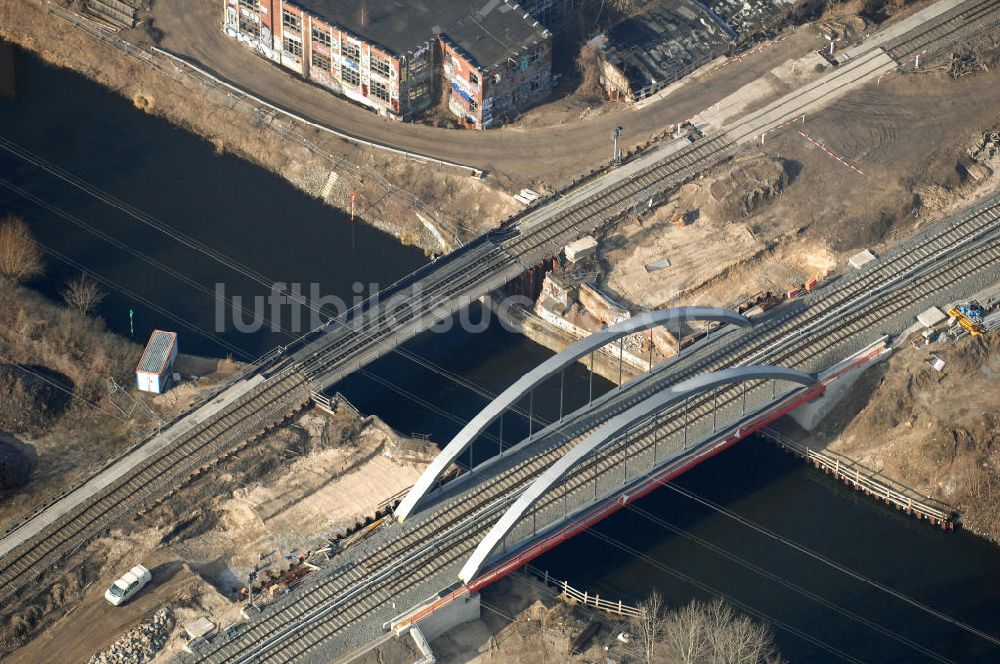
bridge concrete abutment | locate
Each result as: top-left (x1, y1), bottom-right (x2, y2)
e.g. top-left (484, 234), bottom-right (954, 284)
top-left (390, 588), bottom-right (482, 643)
top-left (789, 336), bottom-right (893, 431)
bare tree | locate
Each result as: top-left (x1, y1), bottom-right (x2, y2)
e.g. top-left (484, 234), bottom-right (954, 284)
top-left (702, 599), bottom-right (775, 664)
top-left (629, 590), bottom-right (669, 664)
top-left (0, 215), bottom-right (43, 283)
top-left (62, 273), bottom-right (106, 315)
top-left (628, 597), bottom-right (777, 664)
top-left (662, 600), bottom-right (709, 663)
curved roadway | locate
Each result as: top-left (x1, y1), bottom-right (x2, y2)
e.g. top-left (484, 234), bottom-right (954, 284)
top-left (154, 0), bottom-right (825, 184)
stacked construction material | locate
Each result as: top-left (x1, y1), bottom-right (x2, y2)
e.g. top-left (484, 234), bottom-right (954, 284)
top-left (85, 0), bottom-right (138, 29)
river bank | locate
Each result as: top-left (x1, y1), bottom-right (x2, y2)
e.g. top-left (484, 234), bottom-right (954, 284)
top-left (0, 1), bottom-right (517, 254)
top-left (797, 332), bottom-right (1000, 545)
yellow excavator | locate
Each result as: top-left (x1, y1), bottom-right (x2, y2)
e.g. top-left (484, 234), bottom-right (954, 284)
top-left (947, 302), bottom-right (986, 336)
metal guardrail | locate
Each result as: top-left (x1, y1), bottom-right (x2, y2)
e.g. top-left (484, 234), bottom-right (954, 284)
top-left (759, 427), bottom-right (955, 527)
top-left (522, 565), bottom-right (642, 618)
top-left (310, 390), bottom-right (363, 417)
top-left (377, 485), bottom-right (413, 513)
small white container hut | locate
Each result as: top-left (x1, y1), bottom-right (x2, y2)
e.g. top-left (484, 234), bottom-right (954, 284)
top-left (135, 330), bottom-right (178, 394)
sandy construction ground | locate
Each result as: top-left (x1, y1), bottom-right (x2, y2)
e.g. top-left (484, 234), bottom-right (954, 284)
top-left (601, 62), bottom-right (1000, 311)
top-left (788, 333), bottom-right (1000, 543)
top-left (0, 406), bottom-right (434, 661)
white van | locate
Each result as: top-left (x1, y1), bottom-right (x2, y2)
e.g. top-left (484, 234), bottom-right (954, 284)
top-left (104, 565), bottom-right (152, 606)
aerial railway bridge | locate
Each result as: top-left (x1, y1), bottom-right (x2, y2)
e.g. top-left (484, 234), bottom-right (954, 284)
top-left (0, 0), bottom-right (998, 659)
top-left (192, 192), bottom-right (1000, 663)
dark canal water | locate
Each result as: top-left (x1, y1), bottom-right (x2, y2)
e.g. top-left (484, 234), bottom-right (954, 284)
top-left (3, 45), bottom-right (1000, 663)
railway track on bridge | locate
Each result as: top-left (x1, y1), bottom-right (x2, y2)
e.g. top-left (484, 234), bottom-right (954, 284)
top-left (2, 0), bottom-right (996, 633)
top-left (291, 240), bottom-right (520, 383)
top-left (201, 0), bottom-right (1000, 419)
top-left (195, 195), bottom-right (1000, 663)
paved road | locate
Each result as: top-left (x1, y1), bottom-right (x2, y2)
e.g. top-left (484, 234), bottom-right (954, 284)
top-left (0, 0), bottom-right (977, 620)
top-left (154, 0), bottom-right (824, 186)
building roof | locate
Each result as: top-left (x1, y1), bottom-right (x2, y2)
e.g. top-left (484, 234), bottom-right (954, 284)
top-left (600, 1), bottom-right (732, 95)
top-left (136, 329), bottom-right (177, 375)
top-left (297, 0), bottom-right (548, 67)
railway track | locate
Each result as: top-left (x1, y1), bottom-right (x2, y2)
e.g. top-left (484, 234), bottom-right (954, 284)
top-left (501, 134), bottom-right (738, 265)
top-left (883, 0), bottom-right (1000, 61)
top-left (3, 0), bottom-right (995, 631)
top-left (292, 242), bottom-right (520, 384)
top-left (0, 369), bottom-right (312, 602)
top-left (0, 57), bottom-right (725, 610)
top-left (498, 34), bottom-right (928, 265)
top-left (260, 0), bottom-right (1000, 395)
top-left (195, 195), bottom-right (1000, 663)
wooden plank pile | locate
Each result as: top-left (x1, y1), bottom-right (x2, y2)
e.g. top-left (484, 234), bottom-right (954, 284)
top-left (85, 0), bottom-right (138, 29)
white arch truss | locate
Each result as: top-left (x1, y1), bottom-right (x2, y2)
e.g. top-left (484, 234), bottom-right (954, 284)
top-left (394, 307), bottom-right (752, 522)
top-left (458, 364), bottom-right (818, 583)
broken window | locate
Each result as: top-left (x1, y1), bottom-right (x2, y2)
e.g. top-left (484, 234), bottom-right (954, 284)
top-left (283, 36), bottom-right (302, 58)
top-left (237, 0), bottom-right (257, 12)
top-left (281, 9), bottom-right (300, 32)
top-left (409, 54), bottom-right (429, 76)
top-left (311, 52), bottom-right (330, 72)
top-left (371, 80), bottom-right (390, 102)
top-left (341, 41), bottom-right (360, 62)
top-left (238, 16), bottom-right (259, 37)
top-left (408, 81), bottom-right (429, 103)
top-left (470, 72), bottom-right (479, 86)
top-left (341, 66), bottom-right (360, 87)
top-left (311, 27), bottom-right (331, 48)
top-left (371, 56), bottom-right (391, 79)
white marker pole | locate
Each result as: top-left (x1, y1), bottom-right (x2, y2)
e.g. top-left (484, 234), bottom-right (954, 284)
top-left (914, 55), bottom-right (919, 69)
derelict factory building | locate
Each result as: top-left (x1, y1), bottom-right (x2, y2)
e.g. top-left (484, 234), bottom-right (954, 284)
top-left (224, 0), bottom-right (553, 128)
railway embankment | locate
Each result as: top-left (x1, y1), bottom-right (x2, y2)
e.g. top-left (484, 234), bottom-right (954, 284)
top-left (0, 401), bottom-right (434, 658)
top-left (789, 332), bottom-right (1000, 544)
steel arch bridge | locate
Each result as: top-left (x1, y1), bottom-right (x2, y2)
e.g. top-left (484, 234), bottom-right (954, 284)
top-left (395, 307), bottom-right (753, 521)
top-left (459, 364), bottom-right (818, 583)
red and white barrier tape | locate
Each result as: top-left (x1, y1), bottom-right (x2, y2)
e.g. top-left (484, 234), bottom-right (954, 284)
top-left (798, 130), bottom-right (866, 176)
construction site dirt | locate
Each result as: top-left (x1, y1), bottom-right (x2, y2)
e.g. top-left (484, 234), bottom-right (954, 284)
top-left (0, 402), bottom-right (436, 659)
top-left (600, 66), bottom-right (1000, 313)
top-left (2, 0), bottom-right (1000, 661)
